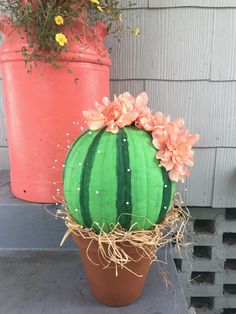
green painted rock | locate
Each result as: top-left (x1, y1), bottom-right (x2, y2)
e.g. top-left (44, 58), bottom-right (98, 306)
top-left (63, 126), bottom-right (175, 233)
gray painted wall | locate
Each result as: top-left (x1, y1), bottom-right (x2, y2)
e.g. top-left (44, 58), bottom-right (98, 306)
top-left (1, 1), bottom-right (236, 207)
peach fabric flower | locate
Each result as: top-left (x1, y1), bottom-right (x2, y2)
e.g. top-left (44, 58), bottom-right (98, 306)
top-left (83, 92), bottom-right (148, 133)
top-left (153, 123), bottom-right (199, 182)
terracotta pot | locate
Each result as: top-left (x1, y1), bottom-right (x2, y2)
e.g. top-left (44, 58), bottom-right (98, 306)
top-left (0, 16), bottom-right (111, 203)
top-left (72, 232), bottom-right (154, 307)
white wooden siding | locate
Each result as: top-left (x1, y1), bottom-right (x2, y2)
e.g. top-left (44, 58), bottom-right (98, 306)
top-left (176, 148), bottom-right (216, 207)
top-left (149, 0), bottom-right (236, 8)
top-left (213, 148), bottom-right (236, 207)
top-left (109, 8), bottom-right (213, 80)
top-left (110, 80), bottom-right (145, 97)
top-left (146, 80), bottom-right (236, 148)
top-left (211, 9), bottom-right (236, 80)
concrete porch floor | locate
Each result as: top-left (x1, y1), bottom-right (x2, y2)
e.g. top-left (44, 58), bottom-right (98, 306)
top-left (0, 250), bottom-right (188, 314)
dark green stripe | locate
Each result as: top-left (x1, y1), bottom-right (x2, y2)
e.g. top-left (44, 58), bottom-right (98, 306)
top-left (116, 129), bottom-right (132, 230)
top-left (79, 129), bottom-right (105, 228)
top-left (156, 167), bottom-right (173, 224)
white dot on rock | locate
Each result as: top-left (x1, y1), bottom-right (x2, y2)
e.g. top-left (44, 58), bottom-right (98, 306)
top-left (97, 150), bottom-right (101, 154)
top-left (123, 139), bottom-right (127, 142)
top-left (75, 208), bottom-right (78, 212)
top-left (127, 169), bottom-right (130, 172)
top-left (126, 201), bottom-right (129, 205)
top-left (88, 131), bottom-right (92, 135)
top-left (77, 187), bottom-right (80, 191)
top-left (79, 163), bottom-right (82, 166)
top-left (164, 206), bottom-right (167, 209)
top-left (164, 184), bottom-right (167, 188)
top-left (184, 188), bottom-right (188, 191)
top-left (96, 191), bottom-right (99, 194)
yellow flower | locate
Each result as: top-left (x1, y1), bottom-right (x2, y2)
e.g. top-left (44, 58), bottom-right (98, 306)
top-left (97, 5), bottom-right (103, 12)
top-left (133, 27), bottom-right (141, 36)
top-left (90, 0), bottom-right (100, 4)
top-left (55, 33), bottom-right (68, 46)
top-left (55, 15), bottom-right (64, 26)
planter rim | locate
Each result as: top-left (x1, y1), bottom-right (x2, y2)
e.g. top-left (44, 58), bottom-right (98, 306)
top-left (0, 50), bottom-right (112, 66)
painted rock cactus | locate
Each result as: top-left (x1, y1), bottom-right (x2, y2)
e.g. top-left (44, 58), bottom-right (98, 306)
top-left (63, 126), bottom-right (175, 232)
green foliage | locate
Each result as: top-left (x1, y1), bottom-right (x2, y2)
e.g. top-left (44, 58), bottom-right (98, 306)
top-left (0, 0), bottom-right (136, 67)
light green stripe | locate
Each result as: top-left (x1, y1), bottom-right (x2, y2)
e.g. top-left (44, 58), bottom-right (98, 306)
top-left (63, 130), bottom-right (99, 225)
top-left (88, 131), bottom-right (118, 232)
top-left (126, 127), bottom-right (164, 230)
top-left (116, 129), bottom-right (132, 230)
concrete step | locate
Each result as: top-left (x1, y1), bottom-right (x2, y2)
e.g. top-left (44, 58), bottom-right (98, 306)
top-left (0, 170), bottom-right (74, 249)
top-left (0, 250), bottom-right (189, 314)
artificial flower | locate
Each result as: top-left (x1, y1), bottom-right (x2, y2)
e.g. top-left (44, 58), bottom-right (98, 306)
top-left (133, 27), bottom-right (141, 36)
top-left (83, 92), bottom-right (146, 133)
top-left (55, 15), bottom-right (64, 25)
top-left (55, 33), bottom-right (68, 46)
top-left (153, 123), bottom-right (199, 182)
top-left (90, 0), bottom-right (100, 4)
top-left (97, 5), bottom-right (104, 12)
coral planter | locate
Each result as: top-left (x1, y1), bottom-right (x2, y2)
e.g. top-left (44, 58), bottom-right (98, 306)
top-left (0, 17), bottom-right (111, 203)
top-left (72, 232), bottom-right (153, 307)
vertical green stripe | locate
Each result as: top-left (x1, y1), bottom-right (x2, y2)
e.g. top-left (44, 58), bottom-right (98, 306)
top-left (87, 132), bottom-right (118, 233)
top-left (116, 129), bottom-right (132, 230)
top-left (63, 130), bottom-right (90, 181)
top-left (80, 129), bottom-right (105, 228)
top-left (63, 130), bottom-right (99, 226)
top-left (126, 127), bottom-right (163, 230)
top-left (156, 167), bottom-right (174, 224)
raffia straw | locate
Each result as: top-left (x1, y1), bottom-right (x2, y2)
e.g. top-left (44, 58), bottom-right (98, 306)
top-left (55, 193), bottom-right (190, 277)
